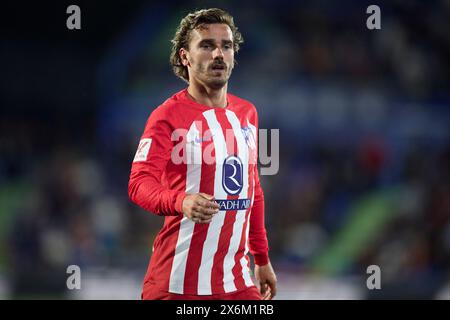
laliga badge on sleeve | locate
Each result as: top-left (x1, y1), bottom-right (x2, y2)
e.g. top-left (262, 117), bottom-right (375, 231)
top-left (133, 138), bottom-right (152, 162)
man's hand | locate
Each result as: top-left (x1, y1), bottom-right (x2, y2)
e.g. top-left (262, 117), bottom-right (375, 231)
top-left (255, 262), bottom-right (277, 300)
top-left (182, 193), bottom-right (220, 223)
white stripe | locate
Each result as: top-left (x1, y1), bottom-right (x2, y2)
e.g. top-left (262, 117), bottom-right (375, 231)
top-left (245, 121), bottom-right (257, 255)
top-left (240, 256), bottom-right (254, 287)
top-left (168, 122), bottom-right (201, 294)
top-left (246, 185), bottom-right (256, 254)
top-left (197, 110), bottom-right (228, 295)
top-left (240, 165), bottom-right (257, 288)
top-left (222, 110), bottom-right (250, 292)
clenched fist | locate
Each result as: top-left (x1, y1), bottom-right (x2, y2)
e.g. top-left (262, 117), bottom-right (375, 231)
top-left (182, 193), bottom-right (220, 223)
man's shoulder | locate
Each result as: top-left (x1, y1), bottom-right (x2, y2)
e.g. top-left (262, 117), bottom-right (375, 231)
top-left (228, 93), bottom-right (255, 107)
top-left (149, 90), bottom-right (187, 117)
top-left (228, 93), bottom-right (258, 113)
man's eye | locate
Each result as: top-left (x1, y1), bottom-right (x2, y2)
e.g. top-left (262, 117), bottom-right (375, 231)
top-left (201, 44), bottom-right (212, 49)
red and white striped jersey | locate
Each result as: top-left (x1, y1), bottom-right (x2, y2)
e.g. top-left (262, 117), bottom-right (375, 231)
top-left (128, 89), bottom-right (269, 295)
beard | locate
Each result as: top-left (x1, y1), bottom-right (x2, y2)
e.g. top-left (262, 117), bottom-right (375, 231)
top-left (207, 73), bottom-right (229, 89)
top-left (191, 59), bottom-right (234, 89)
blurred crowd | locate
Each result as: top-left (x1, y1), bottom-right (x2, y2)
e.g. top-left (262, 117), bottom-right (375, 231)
top-left (0, 0), bottom-right (449, 298)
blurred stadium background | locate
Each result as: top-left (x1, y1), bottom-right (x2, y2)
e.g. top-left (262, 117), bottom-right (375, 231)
top-left (1, 0), bottom-right (449, 299)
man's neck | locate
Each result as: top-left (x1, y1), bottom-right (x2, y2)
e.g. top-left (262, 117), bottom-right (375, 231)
top-left (187, 82), bottom-right (228, 108)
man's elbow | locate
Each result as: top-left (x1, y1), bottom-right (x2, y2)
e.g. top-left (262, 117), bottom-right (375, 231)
top-left (128, 179), bottom-right (138, 205)
top-left (128, 179), bottom-right (158, 214)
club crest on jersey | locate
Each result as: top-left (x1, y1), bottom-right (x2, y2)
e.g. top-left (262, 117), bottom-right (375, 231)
top-left (222, 155), bottom-right (243, 195)
top-left (241, 126), bottom-right (256, 150)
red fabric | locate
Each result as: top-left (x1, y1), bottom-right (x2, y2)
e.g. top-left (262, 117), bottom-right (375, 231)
top-left (128, 104), bottom-right (187, 216)
top-left (142, 283), bottom-right (262, 300)
top-left (249, 168), bottom-right (269, 266)
top-left (128, 89), bottom-right (270, 296)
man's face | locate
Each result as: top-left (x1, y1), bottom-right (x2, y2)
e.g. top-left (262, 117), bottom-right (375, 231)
top-left (182, 23), bottom-right (235, 89)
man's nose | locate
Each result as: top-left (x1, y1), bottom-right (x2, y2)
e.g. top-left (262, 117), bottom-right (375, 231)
top-left (212, 46), bottom-right (224, 59)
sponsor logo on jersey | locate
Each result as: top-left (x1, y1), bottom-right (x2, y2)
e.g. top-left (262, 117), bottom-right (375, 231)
top-left (215, 199), bottom-right (251, 211)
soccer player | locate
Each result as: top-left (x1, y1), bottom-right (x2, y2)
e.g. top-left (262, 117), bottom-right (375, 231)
top-left (128, 8), bottom-right (277, 300)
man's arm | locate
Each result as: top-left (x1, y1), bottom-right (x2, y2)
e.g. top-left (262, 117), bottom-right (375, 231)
top-left (249, 166), bottom-right (277, 299)
top-left (128, 106), bottom-right (186, 216)
top-left (128, 106), bottom-right (219, 220)
top-left (255, 262), bottom-right (277, 300)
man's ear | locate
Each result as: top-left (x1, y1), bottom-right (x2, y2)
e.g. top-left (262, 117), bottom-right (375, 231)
top-left (179, 48), bottom-right (190, 67)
